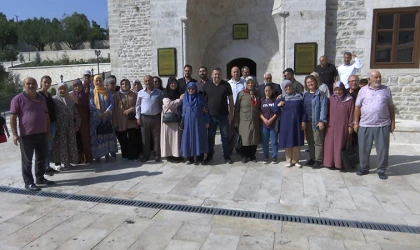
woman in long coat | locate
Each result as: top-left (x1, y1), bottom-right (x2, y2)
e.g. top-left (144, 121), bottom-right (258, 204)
top-left (181, 82), bottom-right (209, 165)
top-left (234, 76), bottom-right (261, 163)
top-left (113, 79), bottom-right (139, 161)
top-left (161, 77), bottom-right (184, 162)
top-left (89, 75), bottom-right (118, 161)
top-left (70, 80), bottom-right (93, 164)
top-left (323, 81), bottom-right (354, 170)
top-left (275, 80), bottom-right (306, 167)
top-left (50, 83), bottom-right (80, 169)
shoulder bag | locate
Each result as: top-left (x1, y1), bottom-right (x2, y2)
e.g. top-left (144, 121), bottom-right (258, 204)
top-left (119, 93), bottom-right (136, 120)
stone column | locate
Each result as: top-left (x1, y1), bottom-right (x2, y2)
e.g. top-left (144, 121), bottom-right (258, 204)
top-left (181, 17), bottom-right (188, 69)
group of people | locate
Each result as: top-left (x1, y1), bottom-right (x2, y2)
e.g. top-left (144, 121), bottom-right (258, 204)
top-left (8, 52), bottom-right (395, 191)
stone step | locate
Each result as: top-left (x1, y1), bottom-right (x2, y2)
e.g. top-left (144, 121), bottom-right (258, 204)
top-left (392, 119), bottom-right (420, 144)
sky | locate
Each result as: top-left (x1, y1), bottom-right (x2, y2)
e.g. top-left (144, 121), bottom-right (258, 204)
top-left (1, 0), bottom-right (108, 28)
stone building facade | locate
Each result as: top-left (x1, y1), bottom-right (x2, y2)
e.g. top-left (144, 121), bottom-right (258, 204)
top-left (108, 0), bottom-right (420, 120)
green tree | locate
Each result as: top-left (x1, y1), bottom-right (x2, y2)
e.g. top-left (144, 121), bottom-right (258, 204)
top-left (47, 18), bottom-right (63, 50)
top-left (18, 17), bottom-right (52, 51)
top-left (62, 13), bottom-right (90, 50)
top-left (0, 45), bottom-right (18, 63)
top-left (0, 13), bottom-right (18, 49)
top-left (89, 20), bottom-right (107, 49)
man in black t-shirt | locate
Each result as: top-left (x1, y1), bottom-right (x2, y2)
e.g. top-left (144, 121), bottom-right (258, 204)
top-left (203, 68), bottom-right (234, 164)
top-left (178, 64), bottom-right (197, 94)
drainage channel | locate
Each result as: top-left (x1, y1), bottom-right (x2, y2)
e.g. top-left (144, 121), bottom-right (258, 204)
top-left (1, 185), bottom-right (419, 234)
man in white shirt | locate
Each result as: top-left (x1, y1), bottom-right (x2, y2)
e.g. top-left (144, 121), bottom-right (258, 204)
top-left (228, 66), bottom-right (245, 104)
top-left (337, 52), bottom-right (363, 89)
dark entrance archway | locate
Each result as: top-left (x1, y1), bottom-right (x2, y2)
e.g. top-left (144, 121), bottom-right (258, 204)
top-left (226, 58), bottom-right (257, 79)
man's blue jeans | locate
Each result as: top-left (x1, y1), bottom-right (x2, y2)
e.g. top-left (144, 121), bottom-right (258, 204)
top-left (208, 115), bottom-right (230, 159)
top-left (261, 126), bottom-right (278, 158)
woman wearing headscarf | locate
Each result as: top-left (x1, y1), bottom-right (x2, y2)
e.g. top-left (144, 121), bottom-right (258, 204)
top-left (50, 83), bottom-right (80, 169)
top-left (303, 75), bottom-right (328, 169)
top-left (113, 79), bottom-right (140, 161)
top-left (70, 79), bottom-right (93, 164)
top-left (89, 75), bottom-right (118, 161)
top-left (323, 81), bottom-right (354, 170)
top-left (275, 80), bottom-right (306, 167)
top-left (161, 77), bottom-right (184, 162)
top-left (234, 76), bottom-right (261, 163)
top-left (181, 82), bottom-right (209, 165)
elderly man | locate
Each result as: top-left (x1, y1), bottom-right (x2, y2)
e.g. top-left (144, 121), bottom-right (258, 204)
top-left (314, 55), bottom-right (338, 94)
top-left (283, 68), bottom-right (304, 94)
top-left (228, 66), bottom-right (245, 104)
top-left (105, 75), bottom-right (118, 97)
top-left (136, 75), bottom-right (163, 162)
top-left (348, 75), bottom-right (361, 100)
top-left (10, 77), bottom-right (54, 191)
top-left (353, 70), bottom-right (395, 180)
top-left (178, 64), bottom-right (197, 94)
top-left (241, 66), bottom-right (258, 85)
top-left (337, 52), bottom-right (363, 89)
top-left (258, 72), bottom-right (282, 98)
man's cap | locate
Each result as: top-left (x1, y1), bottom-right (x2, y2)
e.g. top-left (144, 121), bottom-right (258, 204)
top-left (83, 70), bottom-right (91, 76)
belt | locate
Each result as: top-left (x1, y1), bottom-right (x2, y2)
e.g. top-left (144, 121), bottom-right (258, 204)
top-left (141, 113), bottom-right (160, 118)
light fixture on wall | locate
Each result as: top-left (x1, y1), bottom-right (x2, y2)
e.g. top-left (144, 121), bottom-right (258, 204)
top-left (60, 75), bottom-right (63, 83)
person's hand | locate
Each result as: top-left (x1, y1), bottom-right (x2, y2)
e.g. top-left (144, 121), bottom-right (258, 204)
top-left (228, 113), bottom-right (233, 123)
top-left (123, 108), bottom-right (133, 115)
top-left (180, 94), bottom-right (185, 100)
top-left (202, 107), bottom-right (208, 113)
top-left (267, 119), bottom-right (273, 126)
top-left (13, 135), bottom-right (19, 146)
top-left (276, 95), bottom-right (282, 100)
top-left (391, 121), bottom-right (395, 133)
top-left (101, 112), bottom-right (108, 121)
top-left (206, 123), bottom-right (209, 129)
top-left (234, 123), bottom-right (238, 128)
top-left (317, 122), bottom-right (325, 131)
top-left (348, 127), bottom-right (353, 135)
top-left (277, 101), bottom-right (285, 107)
top-left (353, 124), bottom-right (359, 133)
top-left (301, 122), bottom-right (306, 131)
top-left (137, 119), bottom-right (142, 126)
top-left (75, 126), bottom-right (80, 132)
top-left (352, 53), bottom-right (357, 58)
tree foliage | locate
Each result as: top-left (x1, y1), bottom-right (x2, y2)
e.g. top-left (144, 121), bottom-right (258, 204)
top-left (89, 20), bottom-right (107, 49)
top-left (61, 13), bottom-right (91, 50)
top-left (18, 17), bottom-right (54, 51)
top-left (0, 12), bottom-right (19, 62)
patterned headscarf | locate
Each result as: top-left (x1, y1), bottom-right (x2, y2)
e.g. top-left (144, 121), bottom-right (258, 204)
top-left (93, 75), bottom-right (108, 109)
top-left (333, 81), bottom-right (352, 102)
top-left (54, 82), bottom-right (74, 108)
top-left (243, 76), bottom-right (258, 107)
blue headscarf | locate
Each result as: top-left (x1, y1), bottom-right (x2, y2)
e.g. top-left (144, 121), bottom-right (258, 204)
top-left (183, 82), bottom-right (199, 109)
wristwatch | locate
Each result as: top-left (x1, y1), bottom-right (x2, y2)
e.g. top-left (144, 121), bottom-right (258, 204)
top-left (353, 122), bottom-right (359, 125)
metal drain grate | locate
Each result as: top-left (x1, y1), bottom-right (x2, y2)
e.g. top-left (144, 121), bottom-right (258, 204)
top-left (1, 186), bottom-right (420, 235)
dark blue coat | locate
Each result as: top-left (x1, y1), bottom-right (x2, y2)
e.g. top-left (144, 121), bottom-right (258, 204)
top-left (274, 97), bottom-right (305, 148)
top-left (181, 95), bottom-right (210, 157)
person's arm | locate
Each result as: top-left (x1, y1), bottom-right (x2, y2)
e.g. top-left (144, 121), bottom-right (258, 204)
top-left (319, 93), bottom-right (328, 129)
top-left (233, 94), bottom-right (240, 127)
top-left (135, 92), bottom-right (142, 126)
top-left (389, 104), bottom-right (396, 133)
top-left (228, 95), bottom-right (234, 124)
top-left (10, 114), bottom-right (19, 146)
top-left (353, 106), bottom-right (361, 133)
top-left (3, 122), bottom-right (10, 137)
top-left (353, 56), bottom-right (363, 69)
top-left (302, 94), bottom-right (308, 122)
top-left (348, 99), bottom-right (355, 135)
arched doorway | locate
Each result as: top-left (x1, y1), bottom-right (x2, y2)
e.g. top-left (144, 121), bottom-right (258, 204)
top-left (226, 58), bottom-right (257, 79)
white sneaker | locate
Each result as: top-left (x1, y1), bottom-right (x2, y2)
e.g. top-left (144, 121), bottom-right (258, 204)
top-left (295, 163), bottom-right (302, 168)
top-left (285, 162), bottom-right (292, 167)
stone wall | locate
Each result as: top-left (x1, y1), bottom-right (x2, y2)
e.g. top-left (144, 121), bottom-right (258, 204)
top-left (17, 40), bottom-right (110, 52)
top-left (9, 63), bottom-right (111, 86)
top-left (326, 0), bottom-right (420, 120)
top-left (18, 49), bottom-right (111, 63)
top-left (108, 0), bottom-right (152, 82)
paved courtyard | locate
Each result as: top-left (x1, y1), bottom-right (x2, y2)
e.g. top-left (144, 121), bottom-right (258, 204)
top-left (0, 127), bottom-right (420, 249)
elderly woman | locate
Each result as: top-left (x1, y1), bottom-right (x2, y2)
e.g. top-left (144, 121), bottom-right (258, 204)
top-left (275, 80), bottom-right (306, 167)
top-left (161, 77), bottom-right (184, 162)
top-left (303, 75), bottom-right (328, 169)
top-left (260, 83), bottom-right (278, 164)
top-left (50, 83), bottom-right (80, 169)
top-left (38, 76), bottom-right (59, 174)
top-left (181, 82), bottom-right (209, 165)
top-left (89, 75), bottom-right (118, 161)
top-left (113, 79), bottom-right (139, 161)
top-left (323, 81), bottom-right (354, 170)
top-left (70, 80), bottom-right (93, 164)
top-left (234, 76), bottom-right (261, 163)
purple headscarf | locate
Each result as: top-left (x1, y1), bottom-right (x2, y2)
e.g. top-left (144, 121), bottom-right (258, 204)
top-left (333, 81), bottom-right (352, 102)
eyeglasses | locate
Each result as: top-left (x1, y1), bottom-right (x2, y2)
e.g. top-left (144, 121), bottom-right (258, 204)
top-left (154, 81), bottom-right (158, 83)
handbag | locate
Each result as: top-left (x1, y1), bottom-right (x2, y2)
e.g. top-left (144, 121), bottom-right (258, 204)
top-left (341, 137), bottom-right (359, 170)
top-left (119, 93), bottom-right (136, 120)
top-left (229, 128), bottom-right (242, 154)
top-left (96, 120), bottom-right (114, 135)
top-left (162, 108), bottom-right (179, 124)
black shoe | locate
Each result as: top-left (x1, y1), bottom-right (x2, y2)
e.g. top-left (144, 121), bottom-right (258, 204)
top-left (155, 155), bottom-right (161, 162)
top-left (141, 156), bottom-right (149, 162)
top-left (203, 155), bottom-right (213, 164)
top-left (36, 177), bottom-right (55, 185)
top-left (312, 161), bottom-right (322, 169)
top-left (263, 158), bottom-right (269, 164)
top-left (25, 184), bottom-right (41, 191)
top-left (241, 156), bottom-right (248, 163)
top-left (378, 172), bottom-right (388, 180)
top-left (250, 156), bottom-right (257, 163)
top-left (45, 167), bottom-right (59, 176)
top-left (225, 157), bottom-right (233, 164)
top-left (271, 157), bottom-right (278, 164)
top-left (305, 159), bottom-right (315, 166)
top-left (356, 169), bottom-right (369, 176)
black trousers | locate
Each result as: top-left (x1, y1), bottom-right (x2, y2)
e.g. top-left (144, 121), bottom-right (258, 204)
top-left (115, 128), bottom-right (139, 159)
top-left (241, 145), bottom-right (257, 158)
top-left (140, 114), bottom-right (161, 159)
top-left (20, 133), bottom-right (48, 185)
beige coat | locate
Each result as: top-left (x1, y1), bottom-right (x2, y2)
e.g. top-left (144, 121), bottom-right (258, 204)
top-left (113, 91), bottom-right (138, 131)
top-left (234, 91), bottom-right (261, 146)
top-left (160, 98), bottom-right (182, 157)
